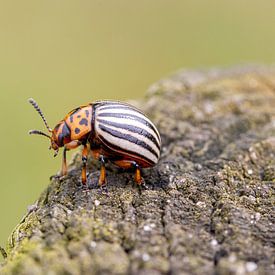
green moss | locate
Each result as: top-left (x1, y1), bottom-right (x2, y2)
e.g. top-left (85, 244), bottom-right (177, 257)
top-left (7, 211), bottom-right (40, 253)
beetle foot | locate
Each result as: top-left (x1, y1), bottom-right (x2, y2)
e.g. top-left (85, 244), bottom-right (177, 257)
top-left (81, 182), bottom-right (89, 190)
top-left (98, 184), bottom-right (109, 195)
top-left (81, 185), bottom-right (91, 196)
top-left (59, 175), bottom-right (67, 181)
top-left (137, 178), bottom-right (149, 190)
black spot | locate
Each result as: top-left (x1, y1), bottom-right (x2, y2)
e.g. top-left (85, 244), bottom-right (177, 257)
top-left (85, 110), bottom-right (89, 117)
top-left (79, 118), bottom-right (88, 126)
top-left (75, 128), bottom-right (80, 134)
top-left (70, 115), bottom-right (74, 123)
top-left (77, 115), bottom-right (81, 118)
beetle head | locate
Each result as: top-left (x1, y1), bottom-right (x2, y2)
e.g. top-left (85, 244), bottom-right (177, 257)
top-left (49, 132), bottom-right (60, 157)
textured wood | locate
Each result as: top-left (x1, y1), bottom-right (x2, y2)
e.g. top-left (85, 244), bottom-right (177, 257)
top-left (1, 66), bottom-right (275, 275)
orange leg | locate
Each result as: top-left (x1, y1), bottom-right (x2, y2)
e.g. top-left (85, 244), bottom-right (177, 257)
top-left (113, 160), bottom-right (143, 185)
top-left (134, 164), bottom-right (143, 185)
top-left (81, 144), bottom-right (88, 185)
top-left (98, 155), bottom-right (107, 186)
top-left (62, 140), bottom-right (81, 177)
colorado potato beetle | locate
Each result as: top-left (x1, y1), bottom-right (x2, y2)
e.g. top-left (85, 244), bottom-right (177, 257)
top-left (28, 99), bottom-right (161, 186)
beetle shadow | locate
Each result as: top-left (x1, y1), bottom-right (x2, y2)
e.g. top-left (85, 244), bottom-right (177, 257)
top-left (86, 161), bottom-right (169, 191)
top-left (56, 156), bottom-right (170, 198)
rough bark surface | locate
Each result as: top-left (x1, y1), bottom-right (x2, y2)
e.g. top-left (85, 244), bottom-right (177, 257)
top-left (1, 66), bottom-right (275, 275)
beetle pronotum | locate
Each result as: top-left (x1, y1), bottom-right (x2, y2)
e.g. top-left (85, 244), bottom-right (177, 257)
top-left (29, 99), bottom-right (161, 186)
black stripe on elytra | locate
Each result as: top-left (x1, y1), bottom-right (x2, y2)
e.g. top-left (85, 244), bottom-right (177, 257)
top-left (98, 134), bottom-right (155, 165)
top-left (97, 119), bottom-right (160, 150)
top-left (79, 118), bottom-right (88, 126)
top-left (97, 112), bottom-right (160, 143)
top-left (98, 104), bottom-right (145, 115)
top-left (98, 124), bottom-right (159, 159)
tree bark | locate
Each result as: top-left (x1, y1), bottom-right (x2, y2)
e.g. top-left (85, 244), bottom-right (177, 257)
top-left (1, 66), bottom-right (275, 275)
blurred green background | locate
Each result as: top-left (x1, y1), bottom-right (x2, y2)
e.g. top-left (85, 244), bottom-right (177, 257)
top-left (0, 0), bottom-right (275, 253)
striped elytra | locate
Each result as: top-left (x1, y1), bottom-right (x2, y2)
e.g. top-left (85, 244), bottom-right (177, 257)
top-left (94, 101), bottom-right (161, 167)
top-left (29, 99), bottom-right (161, 186)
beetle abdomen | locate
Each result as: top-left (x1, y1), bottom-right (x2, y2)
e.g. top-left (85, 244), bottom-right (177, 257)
top-left (94, 101), bottom-right (161, 167)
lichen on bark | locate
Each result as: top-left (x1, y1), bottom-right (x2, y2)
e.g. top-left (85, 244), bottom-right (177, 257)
top-left (1, 66), bottom-right (274, 275)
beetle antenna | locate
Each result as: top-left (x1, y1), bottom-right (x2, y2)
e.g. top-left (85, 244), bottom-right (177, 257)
top-left (28, 98), bottom-right (52, 132)
top-left (29, 130), bottom-right (51, 139)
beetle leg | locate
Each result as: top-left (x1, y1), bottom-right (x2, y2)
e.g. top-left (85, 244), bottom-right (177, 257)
top-left (65, 140), bottom-right (81, 150)
top-left (98, 155), bottom-right (107, 187)
top-left (133, 162), bottom-right (143, 185)
top-left (81, 144), bottom-right (88, 185)
top-left (61, 140), bottom-right (81, 177)
top-left (62, 148), bottom-right (67, 176)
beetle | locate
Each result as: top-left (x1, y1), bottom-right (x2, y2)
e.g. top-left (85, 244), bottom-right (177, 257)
top-left (28, 98), bottom-right (161, 186)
